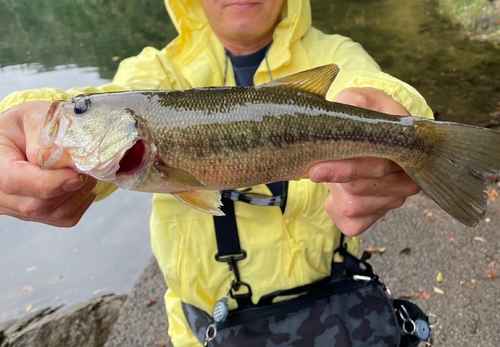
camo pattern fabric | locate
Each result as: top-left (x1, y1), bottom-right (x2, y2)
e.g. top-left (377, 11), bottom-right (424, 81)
top-left (182, 282), bottom-right (400, 347)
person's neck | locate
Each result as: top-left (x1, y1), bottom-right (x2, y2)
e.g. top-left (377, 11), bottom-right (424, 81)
top-left (217, 33), bottom-right (274, 56)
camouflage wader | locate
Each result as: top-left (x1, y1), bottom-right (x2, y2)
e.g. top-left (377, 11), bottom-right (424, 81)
top-left (183, 277), bottom-right (401, 347)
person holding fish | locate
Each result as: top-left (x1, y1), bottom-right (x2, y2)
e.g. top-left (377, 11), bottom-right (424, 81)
top-left (2, 0), bottom-right (500, 346)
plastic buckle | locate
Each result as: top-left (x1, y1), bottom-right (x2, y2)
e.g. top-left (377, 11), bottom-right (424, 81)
top-left (230, 281), bottom-right (253, 308)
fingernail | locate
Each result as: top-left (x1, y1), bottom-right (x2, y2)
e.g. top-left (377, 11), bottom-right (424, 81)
top-left (310, 166), bottom-right (335, 183)
top-left (63, 175), bottom-right (87, 192)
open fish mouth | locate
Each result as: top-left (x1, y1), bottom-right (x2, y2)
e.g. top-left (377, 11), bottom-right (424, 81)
top-left (116, 139), bottom-right (146, 176)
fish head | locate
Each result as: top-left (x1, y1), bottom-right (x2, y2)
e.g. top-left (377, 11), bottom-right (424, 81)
top-left (37, 94), bottom-right (149, 182)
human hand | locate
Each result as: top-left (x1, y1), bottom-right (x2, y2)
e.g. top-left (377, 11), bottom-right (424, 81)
top-left (0, 101), bottom-right (97, 227)
top-left (308, 87), bottom-right (421, 237)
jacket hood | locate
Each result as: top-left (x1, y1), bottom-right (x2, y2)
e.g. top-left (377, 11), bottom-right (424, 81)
top-left (163, 0), bottom-right (312, 82)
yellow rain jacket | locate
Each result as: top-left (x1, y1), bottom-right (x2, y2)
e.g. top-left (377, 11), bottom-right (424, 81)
top-left (0, 0), bottom-right (433, 345)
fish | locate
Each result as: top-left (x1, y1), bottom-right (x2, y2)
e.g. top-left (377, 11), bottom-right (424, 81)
top-left (37, 64), bottom-right (500, 226)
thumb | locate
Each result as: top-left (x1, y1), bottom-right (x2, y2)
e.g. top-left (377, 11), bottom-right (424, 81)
top-left (334, 87), bottom-right (409, 115)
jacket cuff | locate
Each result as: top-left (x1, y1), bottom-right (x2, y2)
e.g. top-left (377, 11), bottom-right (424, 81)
top-left (349, 73), bottom-right (434, 119)
top-left (0, 88), bottom-right (71, 113)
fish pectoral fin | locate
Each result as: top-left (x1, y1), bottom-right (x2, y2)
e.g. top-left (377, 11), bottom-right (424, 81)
top-left (173, 190), bottom-right (224, 216)
top-left (154, 163), bottom-right (206, 188)
top-left (264, 64), bottom-right (340, 98)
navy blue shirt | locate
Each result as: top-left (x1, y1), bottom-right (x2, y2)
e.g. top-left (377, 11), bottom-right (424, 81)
top-left (226, 45), bottom-right (269, 87)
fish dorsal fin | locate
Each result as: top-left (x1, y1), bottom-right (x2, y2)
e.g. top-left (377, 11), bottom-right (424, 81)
top-left (264, 64), bottom-right (340, 98)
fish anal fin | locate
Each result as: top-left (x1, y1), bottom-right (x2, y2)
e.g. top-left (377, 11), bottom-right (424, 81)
top-left (154, 163), bottom-right (206, 188)
top-left (173, 190), bottom-right (224, 216)
top-left (264, 64), bottom-right (340, 98)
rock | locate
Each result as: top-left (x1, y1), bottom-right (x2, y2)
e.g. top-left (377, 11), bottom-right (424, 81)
top-left (104, 257), bottom-right (170, 347)
top-left (1, 294), bottom-right (126, 347)
top-left (0, 320), bottom-right (17, 344)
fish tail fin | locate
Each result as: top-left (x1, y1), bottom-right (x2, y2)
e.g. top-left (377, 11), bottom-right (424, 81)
top-left (403, 120), bottom-right (500, 226)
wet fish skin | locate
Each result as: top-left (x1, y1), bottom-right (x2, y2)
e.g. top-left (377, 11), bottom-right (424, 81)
top-left (37, 64), bottom-right (500, 226)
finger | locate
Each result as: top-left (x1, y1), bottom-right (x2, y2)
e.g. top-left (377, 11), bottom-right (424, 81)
top-left (324, 194), bottom-right (387, 237)
top-left (47, 190), bottom-right (97, 228)
top-left (0, 160), bottom-right (87, 199)
top-left (328, 183), bottom-right (406, 218)
top-left (309, 158), bottom-right (401, 183)
top-left (341, 171), bottom-right (421, 197)
top-left (5, 191), bottom-right (97, 228)
top-left (334, 87), bottom-right (410, 116)
top-left (43, 179), bottom-right (98, 222)
top-left (0, 177), bottom-right (97, 219)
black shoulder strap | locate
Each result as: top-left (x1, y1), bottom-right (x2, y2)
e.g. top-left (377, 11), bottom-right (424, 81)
top-left (214, 197), bottom-right (245, 260)
top-left (213, 183), bottom-right (288, 308)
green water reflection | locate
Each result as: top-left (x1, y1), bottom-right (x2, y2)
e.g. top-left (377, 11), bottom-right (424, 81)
top-left (311, 0), bottom-right (500, 126)
top-left (0, 0), bottom-right (176, 79)
top-left (1, 0), bottom-right (499, 125)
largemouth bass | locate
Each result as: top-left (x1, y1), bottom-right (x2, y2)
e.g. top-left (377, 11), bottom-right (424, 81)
top-left (38, 64), bottom-right (500, 226)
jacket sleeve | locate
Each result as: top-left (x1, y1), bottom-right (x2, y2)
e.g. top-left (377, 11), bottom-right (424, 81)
top-left (0, 46), bottom-right (181, 200)
top-left (303, 28), bottom-right (433, 119)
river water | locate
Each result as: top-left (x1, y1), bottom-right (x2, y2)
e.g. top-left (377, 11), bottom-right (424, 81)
top-left (1, 0), bottom-right (499, 322)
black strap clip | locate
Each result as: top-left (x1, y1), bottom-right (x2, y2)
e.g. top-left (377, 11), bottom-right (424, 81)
top-left (215, 250), bottom-right (247, 288)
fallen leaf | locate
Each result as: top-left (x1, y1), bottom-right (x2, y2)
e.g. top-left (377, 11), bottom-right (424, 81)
top-left (437, 272), bottom-right (444, 283)
top-left (23, 285), bottom-right (35, 293)
top-left (363, 247), bottom-right (386, 254)
top-left (399, 247), bottom-right (411, 256)
top-left (460, 280), bottom-right (474, 288)
top-left (486, 270), bottom-right (497, 279)
top-left (488, 189), bottom-right (499, 200)
top-left (473, 236), bottom-right (487, 243)
top-left (156, 338), bottom-right (171, 347)
top-left (26, 304), bottom-right (32, 312)
top-left (434, 287), bottom-right (445, 295)
top-left (414, 289), bottom-right (432, 300)
top-left (428, 216), bottom-right (437, 223)
top-left (146, 299), bottom-right (157, 307)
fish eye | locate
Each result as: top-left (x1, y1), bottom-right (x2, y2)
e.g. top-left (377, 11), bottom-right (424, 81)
top-left (74, 98), bottom-right (92, 114)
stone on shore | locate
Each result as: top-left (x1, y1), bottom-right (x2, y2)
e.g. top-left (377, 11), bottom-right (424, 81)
top-left (0, 294), bottom-right (126, 347)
